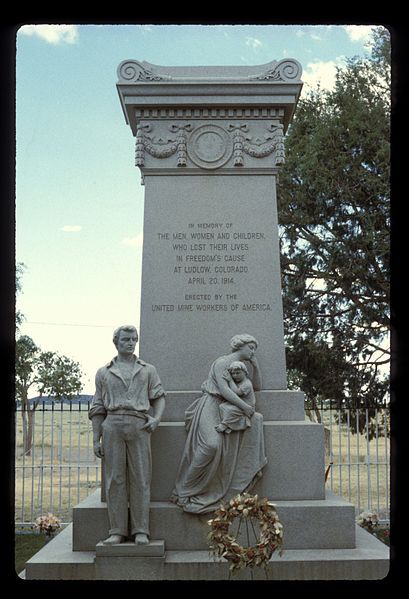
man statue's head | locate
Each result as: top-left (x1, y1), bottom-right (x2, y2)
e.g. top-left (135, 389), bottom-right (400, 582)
top-left (113, 325), bottom-right (138, 355)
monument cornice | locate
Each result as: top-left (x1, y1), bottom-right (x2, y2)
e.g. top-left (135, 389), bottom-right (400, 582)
top-left (117, 59), bottom-right (303, 136)
top-left (139, 167), bottom-right (281, 178)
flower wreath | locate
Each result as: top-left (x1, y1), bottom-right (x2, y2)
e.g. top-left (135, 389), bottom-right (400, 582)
top-left (207, 493), bottom-right (283, 572)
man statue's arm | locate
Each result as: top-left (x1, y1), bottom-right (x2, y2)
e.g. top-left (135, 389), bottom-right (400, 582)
top-left (89, 370), bottom-right (106, 458)
top-left (91, 415), bottom-right (105, 458)
top-left (143, 395), bottom-right (166, 433)
top-left (142, 367), bottom-right (166, 433)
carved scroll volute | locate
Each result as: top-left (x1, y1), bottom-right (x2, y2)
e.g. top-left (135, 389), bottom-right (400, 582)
top-left (117, 60), bottom-right (168, 82)
top-left (251, 58), bottom-right (302, 82)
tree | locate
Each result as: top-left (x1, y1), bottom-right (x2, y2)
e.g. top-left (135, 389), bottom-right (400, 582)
top-left (16, 262), bottom-right (26, 333)
top-left (15, 335), bottom-right (41, 456)
top-left (16, 339), bottom-right (84, 456)
top-left (15, 266), bottom-right (84, 455)
top-left (36, 351), bottom-right (84, 401)
top-left (278, 27), bottom-right (390, 436)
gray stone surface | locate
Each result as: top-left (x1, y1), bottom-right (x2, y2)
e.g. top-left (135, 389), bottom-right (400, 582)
top-left (94, 555), bottom-right (165, 580)
top-left (256, 421), bottom-right (326, 500)
top-left (96, 540), bottom-right (165, 557)
top-left (117, 63), bottom-right (303, 394)
top-left (139, 174), bottom-right (287, 391)
top-left (116, 59), bottom-right (303, 135)
top-left (24, 522), bottom-right (389, 580)
top-left (24, 524), bottom-right (95, 580)
top-left (160, 389), bottom-right (306, 421)
top-left (72, 490), bottom-right (353, 552)
top-left (149, 420), bottom-right (325, 501)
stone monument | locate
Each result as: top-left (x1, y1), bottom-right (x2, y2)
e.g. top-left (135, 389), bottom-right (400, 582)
top-left (23, 58), bottom-right (389, 580)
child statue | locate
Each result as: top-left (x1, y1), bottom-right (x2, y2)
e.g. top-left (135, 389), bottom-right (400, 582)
top-left (215, 361), bottom-right (256, 433)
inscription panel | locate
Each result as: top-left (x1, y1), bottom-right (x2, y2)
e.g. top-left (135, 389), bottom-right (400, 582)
top-left (139, 174), bottom-right (287, 391)
top-left (154, 223), bottom-right (271, 313)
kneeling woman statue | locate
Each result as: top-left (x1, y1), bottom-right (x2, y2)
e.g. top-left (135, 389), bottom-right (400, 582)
top-left (171, 334), bottom-right (267, 514)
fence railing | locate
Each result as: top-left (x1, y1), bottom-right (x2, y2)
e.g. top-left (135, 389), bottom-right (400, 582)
top-left (15, 399), bottom-right (390, 526)
top-left (314, 400), bottom-right (390, 521)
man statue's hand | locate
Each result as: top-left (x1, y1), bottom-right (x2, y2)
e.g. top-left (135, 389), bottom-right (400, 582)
top-left (93, 441), bottom-right (104, 459)
top-left (142, 415), bottom-right (160, 433)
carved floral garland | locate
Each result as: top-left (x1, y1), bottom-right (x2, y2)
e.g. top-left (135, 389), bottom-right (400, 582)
top-left (207, 493), bottom-right (283, 572)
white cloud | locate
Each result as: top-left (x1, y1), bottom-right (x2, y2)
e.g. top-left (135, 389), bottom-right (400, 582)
top-left (295, 29), bottom-right (305, 38)
top-left (245, 37), bottom-right (262, 50)
top-left (310, 33), bottom-right (322, 41)
top-left (19, 24), bottom-right (79, 45)
top-left (61, 225), bottom-right (82, 232)
top-left (121, 233), bottom-right (144, 249)
top-left (343, 25), bottom-right (374, 43)
top-left (302, 58), bottom-right (345, 92)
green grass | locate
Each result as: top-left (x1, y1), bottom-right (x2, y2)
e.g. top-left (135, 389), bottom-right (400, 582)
top-left (372, 525), bottom-right (390, 546)
top-left (15, 533), bottom-right (47, 576)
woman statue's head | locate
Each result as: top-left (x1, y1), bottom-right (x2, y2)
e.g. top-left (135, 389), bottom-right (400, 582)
top-left (230, 333), bottom-right (258, 352)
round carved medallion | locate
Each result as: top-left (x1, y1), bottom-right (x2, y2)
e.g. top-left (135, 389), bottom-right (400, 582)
top-left (188, 124), bottom-right (233, 169)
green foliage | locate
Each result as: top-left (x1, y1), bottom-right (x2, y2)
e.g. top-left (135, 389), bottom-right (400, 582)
top-left (16, 262), bottom-right (26, 332)
top-left (36, 351), bottom-right (83, 401)
top-left (15, 265), bottom-right (84, 453)
top-left (15, 335), bottom-right (41, 403)
top-left (15, 265), bottom-right (84, 404)
top-left (16, 341), bottom-right (84, 403)
top-left (278, 27), bottom-right (390, 432)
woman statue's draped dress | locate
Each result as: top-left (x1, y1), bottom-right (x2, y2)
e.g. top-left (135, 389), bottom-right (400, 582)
top-left (171, 335), bottom-right (267, 514)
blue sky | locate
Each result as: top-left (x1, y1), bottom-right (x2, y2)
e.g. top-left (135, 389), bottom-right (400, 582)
top-left (16, 24), bottom-right (383, 394)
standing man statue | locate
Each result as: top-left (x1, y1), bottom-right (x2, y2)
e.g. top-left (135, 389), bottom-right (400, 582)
top-left (89, 325), bottom-right (166, 545)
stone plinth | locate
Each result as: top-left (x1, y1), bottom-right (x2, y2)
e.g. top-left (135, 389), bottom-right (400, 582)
top-left (72, 490), bottom-right (355, 552)
top-left (150, 420), bottom-right (326, 501)
top-left (95, 540), bottom-right (164, 557)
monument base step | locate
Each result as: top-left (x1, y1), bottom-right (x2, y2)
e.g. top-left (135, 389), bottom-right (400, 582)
top-left (22, 523), bottom-right (389, 580)
top-left (95, 539), bottom-right (165, 557)
top-left (73, 489), bottom-right (355, 551)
